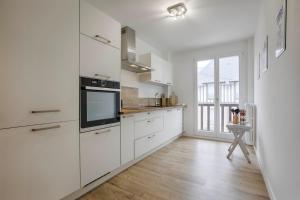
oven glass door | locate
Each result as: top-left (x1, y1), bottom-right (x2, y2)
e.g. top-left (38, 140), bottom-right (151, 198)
top-left (81, 88), bottom-right (120, 129)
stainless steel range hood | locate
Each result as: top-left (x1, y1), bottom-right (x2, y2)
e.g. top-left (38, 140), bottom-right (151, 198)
top-left (121, 26), bottom-right (151, 73)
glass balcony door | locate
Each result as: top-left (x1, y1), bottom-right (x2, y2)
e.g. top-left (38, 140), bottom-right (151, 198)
top-left (197, 56), bottom-right (240, 139)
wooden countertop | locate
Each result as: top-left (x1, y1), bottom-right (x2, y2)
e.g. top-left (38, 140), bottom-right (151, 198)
top-left (121, 104), bottom-right (186, 115)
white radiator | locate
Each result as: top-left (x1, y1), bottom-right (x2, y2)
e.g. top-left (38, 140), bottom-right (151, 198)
top-left (244, 103), bottom-right (256, 146)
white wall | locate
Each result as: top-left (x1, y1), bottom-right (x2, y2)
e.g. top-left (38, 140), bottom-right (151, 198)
top-left (171, 39), bottom-right (254, 135)
top-left (121, 37), bottom-right (168, 98)
top-left (254, 1), bottom-right (300, 200)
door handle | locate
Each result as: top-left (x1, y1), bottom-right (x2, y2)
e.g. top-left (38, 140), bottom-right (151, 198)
top-left (147, 134), bottom-right (155, 139)
top-left (94, 34), bottom-right (111, 44)
top-left (94, 73), bottom-right (111, 80)
top-left (31, 125), bottom-right (61, 132)
top-left (31, 109), bottom-right (60, 114)
top-left (123, 115), bottom-right (134, 118)
top-left (95, 129), bottom-right (111, 135)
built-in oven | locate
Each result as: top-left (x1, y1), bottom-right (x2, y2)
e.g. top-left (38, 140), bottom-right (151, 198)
top-left (80, 77), bottom-right (120, 132)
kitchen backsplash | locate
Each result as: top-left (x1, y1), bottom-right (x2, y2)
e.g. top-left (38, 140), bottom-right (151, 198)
top-left (121, 86), bottom-right (158, 108)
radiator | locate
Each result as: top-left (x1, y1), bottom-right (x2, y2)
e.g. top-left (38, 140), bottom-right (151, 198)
top-left (244, 103), bottom-right (256, 146)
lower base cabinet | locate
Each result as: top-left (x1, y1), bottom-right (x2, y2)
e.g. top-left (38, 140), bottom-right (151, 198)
top-left (135, 132), bottom-right (160, 158)
top-left (132, 107), bottom-right (183, 159)
top-left (80, 126), bottom-right (120, 187)
top-left (0, 121), bottom-right (80, 200)
top-left (121, 115), bottom-right (135, 165)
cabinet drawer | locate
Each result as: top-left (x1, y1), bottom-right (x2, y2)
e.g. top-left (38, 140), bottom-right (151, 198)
top-left (135, 133), bottom-right (159, 158)
top-left (0, 121), bottom-right (80, 200)
top-left (80, 0), bottom-right (120, 49)
top-left (134, 116), bottom-right (163, 139)
top-left (80, 34), bottom-right (120, 81)
top-left (134, 110), bottom-right (162, 121)
top-left (80, 126), bottom-right (120, 187)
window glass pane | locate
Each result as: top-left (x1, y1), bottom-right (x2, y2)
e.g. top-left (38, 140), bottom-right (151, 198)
top-left (219, 56), bottom-right (239, 133)
top-left (197, 59), bottom-right (214, 132)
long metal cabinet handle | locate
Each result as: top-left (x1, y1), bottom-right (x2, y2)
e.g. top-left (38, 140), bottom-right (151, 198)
top-left (94, 34), bottom-right (111, 44)
top-left (123, 115), bottom-right (134, 118)
top-left (31, 109), bottom-right (60, 114)
top-left (94, 73), bottom-right (111, 79)
top-left (31, 125), bottom-right (61, 132)
top-left (95, 129), bottom-right (111, 135)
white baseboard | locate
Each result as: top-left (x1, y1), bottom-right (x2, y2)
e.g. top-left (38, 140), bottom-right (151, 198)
top-left (255, 147), bottom-right (277, 200)
top-left (184, 134), bottom-right (233, 143)
top-left (62, 134), bottom-right (182, 200)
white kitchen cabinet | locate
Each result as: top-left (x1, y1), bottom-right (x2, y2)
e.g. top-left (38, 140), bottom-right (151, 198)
top-left (139, 53), bottom-right (163, 84)
top-left (80, 126), bottom-right (121, 187)
top-left (0, 0), bottom-right (79, 129)
top-left (134, 115), bottom-right (163, 139)
top-left (135, 132), bottom-right (160, 158)
top-left (121, 115), bottom-right (135, 165)
top-left (164, 107), bottom-right (183, 140)
top-left (139, 53), bottom-right (173, 85)
top-left (80, 34), bottom-right (121, 81)
top-left (0, 121), bottom-right (80, 200)
top-left (175, 108), bottom-right (183, 135)
top-left (80, 0), bottom-right (121, 49)
top-left (162, 61), bottom-right (173, 86)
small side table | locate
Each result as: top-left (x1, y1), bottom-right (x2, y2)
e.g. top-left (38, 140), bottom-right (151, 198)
top-left (226, 123), bottom-right (252, 163)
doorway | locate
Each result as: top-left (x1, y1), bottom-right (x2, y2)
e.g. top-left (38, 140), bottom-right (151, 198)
top-left (196, 56), bottom-right (240, 139)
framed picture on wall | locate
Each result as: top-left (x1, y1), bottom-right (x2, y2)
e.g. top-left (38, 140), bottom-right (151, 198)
top-left (260, 36), bottom-right (268, 73)
top-left (275, 0), bottom-right (287, 58)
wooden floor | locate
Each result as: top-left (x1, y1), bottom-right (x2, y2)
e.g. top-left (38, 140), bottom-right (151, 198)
top-left (79, 137), bottom-right (269, 200)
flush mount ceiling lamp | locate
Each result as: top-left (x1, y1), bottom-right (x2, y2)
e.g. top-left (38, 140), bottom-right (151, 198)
top-left (167, 2), bottom-right (187, 19)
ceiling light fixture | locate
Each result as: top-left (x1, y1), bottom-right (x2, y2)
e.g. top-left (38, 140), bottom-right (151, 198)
top-left (167, 2), bottom-right (187, 19)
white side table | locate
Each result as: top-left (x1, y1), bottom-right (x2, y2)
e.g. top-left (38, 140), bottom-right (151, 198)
top-left (226, 123), bottom-right (252, 163)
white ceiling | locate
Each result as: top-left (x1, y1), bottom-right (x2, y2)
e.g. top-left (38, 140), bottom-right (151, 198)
top-left (88, 0), bottom-right (261, 53)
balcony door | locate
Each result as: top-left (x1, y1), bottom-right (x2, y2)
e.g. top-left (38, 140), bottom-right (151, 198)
top-left (196, 56), bottom-right (240, 139)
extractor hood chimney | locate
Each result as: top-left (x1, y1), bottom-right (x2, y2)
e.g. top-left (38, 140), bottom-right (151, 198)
top-left (121, 26), bottom-right (151, 73)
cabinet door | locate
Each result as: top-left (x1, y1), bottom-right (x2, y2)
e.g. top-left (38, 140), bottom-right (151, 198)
top-left (0, 0), bottom-right (79, 129)
top-left (164, 62), bottom-right (173, 86)
top-left (121, 115), bottom-right (135, 165)
top-left (80, 0), bottom-right (121, 49)
top-left (164, 109), bottom-right (177, 139)
top-left (80, 34), bottom-right (121, 81)
top-left (0, 121), bottom-right (80, 200)
top-left (150, 54), bottom-right (163, 83)
top-left (175, 108), bottom-right (183, 135)
top-left (80, 126), bottom-right (120, 187)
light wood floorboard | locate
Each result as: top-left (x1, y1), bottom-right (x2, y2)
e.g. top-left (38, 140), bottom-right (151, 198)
top-left (79, 137), bottom-right (269, 200)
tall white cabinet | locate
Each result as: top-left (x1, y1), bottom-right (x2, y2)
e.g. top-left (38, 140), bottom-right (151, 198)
top-left (0, 0), bottom-right (80, 199)
top-left (0, 0), bottom-right (79, 129)
top-left (80, 0), bottom-right (121, 81)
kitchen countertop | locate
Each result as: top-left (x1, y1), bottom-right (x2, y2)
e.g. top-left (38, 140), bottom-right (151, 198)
top-left (121, 104), bottom-right (186, 115)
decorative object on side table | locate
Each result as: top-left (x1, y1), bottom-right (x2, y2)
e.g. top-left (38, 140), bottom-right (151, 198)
top-left (230, 107), bottom-right (240, 124)
top-left (275, 0), bottom-right (287, 58)
top-left (240, 109), bottom-right (246, 125)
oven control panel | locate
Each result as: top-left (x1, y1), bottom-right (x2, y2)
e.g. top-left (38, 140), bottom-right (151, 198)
top-left (80, 77), bottom-right (120, 89)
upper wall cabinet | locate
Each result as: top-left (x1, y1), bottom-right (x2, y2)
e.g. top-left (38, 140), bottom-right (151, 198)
top-left (0, 0), bottom-right (79, 129)
top-left (80, 0), bottom-right (121, 49)
top-left (80, 34), bottom-right (121, 81)
top-left (80, 0), bottom-right (121, 81)
top-left (139, 53), bottom-right (173, 86)
top-left (162, 60), bottom-right (173, 86)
